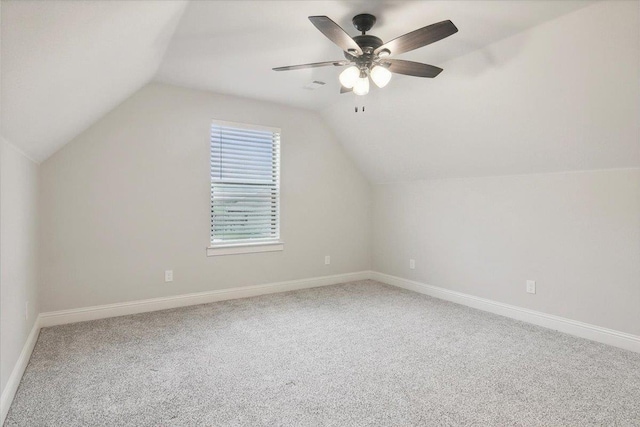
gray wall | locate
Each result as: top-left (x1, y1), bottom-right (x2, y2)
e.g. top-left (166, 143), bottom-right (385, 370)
top-left (366, 1), bottom-right (640, 337)
top-left (373, 169), bottom-right (640, 335)
top-left (0, 140), bottom-right (39, 395)
top-left (39, 83), bottom-right (371, 312)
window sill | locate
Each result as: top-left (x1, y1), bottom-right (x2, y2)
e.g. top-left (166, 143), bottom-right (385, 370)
top-left (207, 241), bottom-right (284, 257)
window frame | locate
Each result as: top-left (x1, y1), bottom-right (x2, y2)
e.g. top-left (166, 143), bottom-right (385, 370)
top-left (207, 119), bottom-right (283, 257)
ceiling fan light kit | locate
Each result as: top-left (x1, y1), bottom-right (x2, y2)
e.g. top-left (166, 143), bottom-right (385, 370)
top-left (353, 73), bottom-right (370, 96)
top-left (370, 65), bottom-right (392, 88)
top-left (339, 66), bottom-right (360, 88)
top-left (273, 13), bottom-right (458, 96)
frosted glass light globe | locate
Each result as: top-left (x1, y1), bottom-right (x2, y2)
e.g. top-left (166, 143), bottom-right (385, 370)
top-left (339, 66), bottom-right (360, 89)
top-left (370, 65), bottom-right (392, 88)
top-left (353, 76), bottom-right (370, 96)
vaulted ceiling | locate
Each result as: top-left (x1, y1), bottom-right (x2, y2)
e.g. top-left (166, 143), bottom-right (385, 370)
top-left (2, 0), bottom-right (638, 182)
top-left (1, 0), bottom-right (187, 161)
top-left (156, 0), bottom-right (594, 110)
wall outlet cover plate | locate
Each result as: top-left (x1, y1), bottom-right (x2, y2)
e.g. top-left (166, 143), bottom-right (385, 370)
top-left (526, 280), bottom-right (536, 294)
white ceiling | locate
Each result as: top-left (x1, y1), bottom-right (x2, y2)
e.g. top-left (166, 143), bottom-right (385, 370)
top-left (323, 2), bottom-right (640, 182)
top-left (1, 0), bottom-right (187, 161)
top-left (4, 0), bottom-right (636, 182)
top-left (320, 0), bottom-right (639, 182)
top-left (157, 1), bottom-right (595, 110)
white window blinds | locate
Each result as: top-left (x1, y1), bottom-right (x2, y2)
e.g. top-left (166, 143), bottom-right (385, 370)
top-left (210, 121), bottom-right (280, 245)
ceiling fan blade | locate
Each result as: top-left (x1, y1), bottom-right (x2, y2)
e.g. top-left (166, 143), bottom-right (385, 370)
top-left (374, 20), bottom-right (458, 56)
top-left (383, 59), bottom-right (443, 78)
top-left (309, 16), bottom-right (363, 56)
top-left (273, 60), bottom-right (349, 71)
top-left (340, 86), bottom-right (353, 94)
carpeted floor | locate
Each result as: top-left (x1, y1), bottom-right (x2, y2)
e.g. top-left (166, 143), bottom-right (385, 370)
top-left (5, 280), bottom-right (640, 426)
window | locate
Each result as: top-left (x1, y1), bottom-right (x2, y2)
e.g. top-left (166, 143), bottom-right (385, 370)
top-left (207, 120), bottom-right (282, 256)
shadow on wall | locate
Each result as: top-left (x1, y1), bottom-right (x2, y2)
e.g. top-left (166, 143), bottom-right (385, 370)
top-left (450, 33), bottom-right (528, 78)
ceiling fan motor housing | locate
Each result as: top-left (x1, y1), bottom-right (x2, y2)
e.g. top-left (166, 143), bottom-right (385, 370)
top-left (354, 35), bottom-right (383, 51)
top-left (344, 35), bottom-right (384, 63)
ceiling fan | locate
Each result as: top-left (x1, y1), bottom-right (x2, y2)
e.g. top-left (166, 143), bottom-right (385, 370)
top-left (273, 13), bottom-right (458, 96)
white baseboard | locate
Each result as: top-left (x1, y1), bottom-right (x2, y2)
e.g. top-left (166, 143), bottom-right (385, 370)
top-left (371, 271), bottom-right (640, 353)
top-left (1, 316), bottom-right (41, 424)
top-left (39, 271), bottom-right (371, 328)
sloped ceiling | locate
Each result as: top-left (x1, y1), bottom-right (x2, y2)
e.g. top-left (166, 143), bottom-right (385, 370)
top-left (157, 0), bottom-right (595, 111)
top-left (1, 0), bottom-right (187, 162)
top-left (3, 0), bottom-right (637, 182)
top-left (321, 0), bottom-right (640, 182)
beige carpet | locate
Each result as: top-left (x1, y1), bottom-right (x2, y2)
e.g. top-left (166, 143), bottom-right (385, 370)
top-left (5, 280), bottom-right (640, 426)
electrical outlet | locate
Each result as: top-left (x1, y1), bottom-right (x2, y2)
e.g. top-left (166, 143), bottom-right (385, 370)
top-left (526, 280), bottom-right (536, 294)
top-left (324, 255), bottom-right (331, 265)
top-left (165, 270), bottom-right (173, 282)
top-left (25, 301), bottom-right (29, 320)
top-left (409, 259), bottom-right (415, 270)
